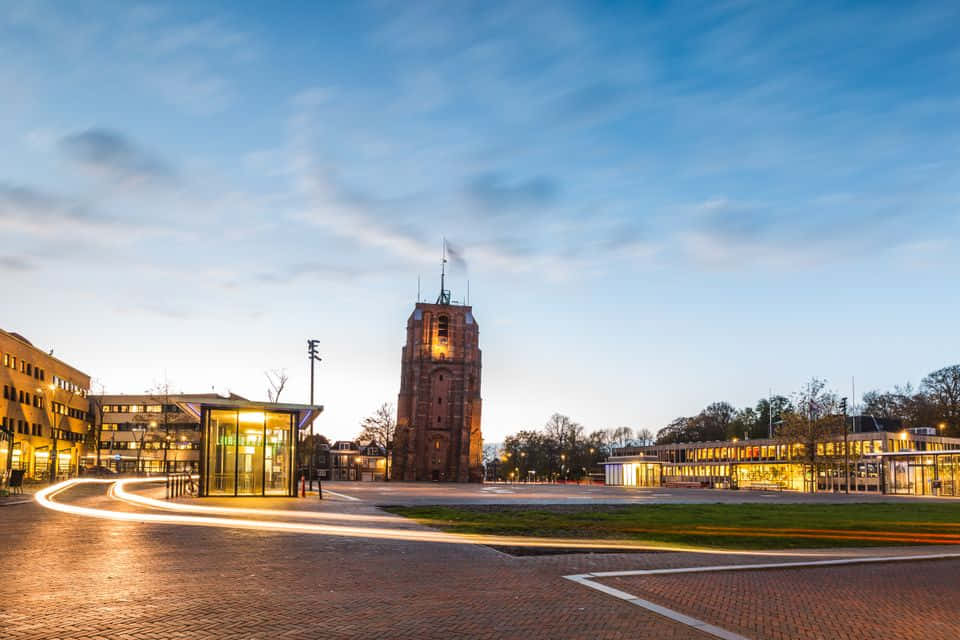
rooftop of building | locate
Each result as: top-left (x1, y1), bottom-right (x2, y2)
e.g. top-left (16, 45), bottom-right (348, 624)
top-left (0, 327), bottom-right (91, 379)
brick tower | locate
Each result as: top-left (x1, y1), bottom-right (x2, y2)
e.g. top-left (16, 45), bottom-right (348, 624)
top-left (392, 268), bottom-right (483, 482)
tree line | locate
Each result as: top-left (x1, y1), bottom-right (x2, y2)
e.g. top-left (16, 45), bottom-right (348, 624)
top-left (485, 414), bottom-right (654, 481)
top-left (656, 364), bottom-right (960, 445)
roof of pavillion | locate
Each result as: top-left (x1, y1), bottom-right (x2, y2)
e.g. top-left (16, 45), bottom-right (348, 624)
top-left (175, 397), bottom-right (324, 430)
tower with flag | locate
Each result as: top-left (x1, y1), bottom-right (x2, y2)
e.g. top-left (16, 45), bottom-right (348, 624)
top-left (392, 241), bottom-right (483, 482)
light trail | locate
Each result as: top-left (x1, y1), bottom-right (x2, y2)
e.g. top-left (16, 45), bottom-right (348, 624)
top-left (109, 479), bottom-right (396, 524)
top-left (34, 479), bottom-right (866, 557)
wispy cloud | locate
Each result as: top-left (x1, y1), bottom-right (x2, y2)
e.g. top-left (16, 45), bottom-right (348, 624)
top-left (59, 128), bottom-right (174, 185)
top-left (465, 172), bottom-right (559, 214)
top-left (0, 255), bottom-right (34, 272)
top-left (0, 183), bottom-right (112, 236)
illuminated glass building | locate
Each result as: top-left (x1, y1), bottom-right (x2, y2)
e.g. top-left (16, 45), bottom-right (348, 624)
top-left (605, 426), bottom-right (960, 496)
top-left (190, 398), bottom-right (322, 497)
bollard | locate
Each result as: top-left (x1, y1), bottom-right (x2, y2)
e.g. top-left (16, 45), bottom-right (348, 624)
top-left (300, 473), bottom-right (306, 498)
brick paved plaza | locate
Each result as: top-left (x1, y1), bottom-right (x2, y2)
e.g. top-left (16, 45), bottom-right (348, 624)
top-left (2, 481), bottom-right (959, 639)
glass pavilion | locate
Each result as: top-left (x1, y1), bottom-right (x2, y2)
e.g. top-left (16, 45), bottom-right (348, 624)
top-left (177, 398), bottom-right (322, 497)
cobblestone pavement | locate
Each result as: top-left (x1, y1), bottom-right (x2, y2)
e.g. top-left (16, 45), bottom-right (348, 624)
top-left (2, 481), bottom-right (958, 639)
top-left (598, 558), bottom-right (960, 640)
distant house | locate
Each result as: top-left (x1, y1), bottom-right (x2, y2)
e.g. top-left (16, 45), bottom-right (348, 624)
top-left (330, 440), bottom-right (387, 481)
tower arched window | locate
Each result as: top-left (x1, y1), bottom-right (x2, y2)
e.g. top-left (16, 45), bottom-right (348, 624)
top-left (438, 315), bottom-right (449, 343)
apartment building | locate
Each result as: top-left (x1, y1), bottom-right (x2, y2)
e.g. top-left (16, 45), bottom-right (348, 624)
top-left (1, 328), bottom-right (91, 481)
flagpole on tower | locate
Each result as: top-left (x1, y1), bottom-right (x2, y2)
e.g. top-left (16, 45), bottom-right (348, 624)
top-left (437, 237), bottom-right (450, 304)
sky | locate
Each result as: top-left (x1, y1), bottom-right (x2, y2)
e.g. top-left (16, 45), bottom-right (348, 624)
top-left (2, 1), bottom-right (959, 443)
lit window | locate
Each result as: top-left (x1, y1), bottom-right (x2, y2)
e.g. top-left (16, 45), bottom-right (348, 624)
top-left (438, 315), bottom-right (449, 341)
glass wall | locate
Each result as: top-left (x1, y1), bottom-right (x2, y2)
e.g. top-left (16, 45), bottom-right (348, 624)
top-left (265, 412), bottom-right (291, 495)
top-left (207, 410), bottom-right (237, 495)
top-left (886, 454), bottom-right (957, 496)
top-left (202, 408), bottom-right (296, 496)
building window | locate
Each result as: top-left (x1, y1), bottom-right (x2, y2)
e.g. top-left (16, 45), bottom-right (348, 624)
top-left (438, 315), bottom-right (449, 341)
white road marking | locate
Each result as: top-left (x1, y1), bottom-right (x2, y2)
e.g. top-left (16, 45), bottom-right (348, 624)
top-left (565, 552), bottom-right (960, 640)
top-left (323, 490), bottom-right (361, 501)
top-left (564, 574), bottom-right (749, 640)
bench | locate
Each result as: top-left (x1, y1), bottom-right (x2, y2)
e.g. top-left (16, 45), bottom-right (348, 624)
top-left (664, 481), bottom-right (706, 489)
top-left (743, 482), bottom-right (782, 492)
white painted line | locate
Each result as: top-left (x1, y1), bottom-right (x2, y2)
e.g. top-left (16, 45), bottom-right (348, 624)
top-left (564, 575), bottom-right (750, 640)
top-left (565, 552), bottom-right (960, 640)
top-left (323, 490), bottom-right (361, 501)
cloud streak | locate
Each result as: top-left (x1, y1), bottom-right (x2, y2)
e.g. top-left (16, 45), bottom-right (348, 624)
top-left (59, 128), bottom-right (174, 185)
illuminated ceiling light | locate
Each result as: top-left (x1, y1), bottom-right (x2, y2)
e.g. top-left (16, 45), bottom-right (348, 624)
top-left (239, 411), bottom-right (266, 423)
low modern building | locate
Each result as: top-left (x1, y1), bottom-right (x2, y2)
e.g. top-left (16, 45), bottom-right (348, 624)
top-left (605, 424), bottom-right (960, 496)
top-left (194, 397), bottom-right (322, 497)
top-left (90, 393), bottom-right (243, 474)
top-left (90, 393), bottom-right (323, 496)
top-left (1, 328), bottom-right (91, 481)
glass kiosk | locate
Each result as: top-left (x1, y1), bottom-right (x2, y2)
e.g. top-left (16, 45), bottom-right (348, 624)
top-left (197, 403), bottom-right (318, 497)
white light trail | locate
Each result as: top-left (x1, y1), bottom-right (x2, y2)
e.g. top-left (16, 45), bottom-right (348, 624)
top-left (109, 479), bottom-right (395, 523)
top-left (34, 479), bottom-right (844, 556)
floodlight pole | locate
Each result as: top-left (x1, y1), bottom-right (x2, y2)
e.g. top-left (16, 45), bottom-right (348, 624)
top-left (307, 339), bottom-right (321, 496)
top-left (840, 397), bottom-right (849, 494)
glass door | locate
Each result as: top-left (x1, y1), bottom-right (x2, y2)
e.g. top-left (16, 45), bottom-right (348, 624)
top-left (207, 410), bottom-right (237, 495)
top-left (265, 412), bottom-right (291, 495)
top-left (237, 412), bottom-right (265, 495)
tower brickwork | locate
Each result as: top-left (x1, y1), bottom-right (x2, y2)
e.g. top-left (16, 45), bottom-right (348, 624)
top-left (392, 300), bottom-right (482, 482)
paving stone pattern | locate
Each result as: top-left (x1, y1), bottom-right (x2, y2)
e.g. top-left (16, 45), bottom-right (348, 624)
top-left (2, 482), bottom-right (958, 639)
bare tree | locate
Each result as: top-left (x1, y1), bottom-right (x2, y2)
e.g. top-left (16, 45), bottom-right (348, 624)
top-left (87, 379), bottom-right (108, 469)
top-left (358, 403), bottom-right (397, 480)
top-left (635, 428), bottom-right (655, 446)
top-left (776, 378), bottom-right (842, 491)
top-left (42, 384), bottom-right (76, 482)
top-left (921, 364), bottom-right (960, 433)
top-left (265, 369), bottom-right (289, 403)
top-left (606, 426), bottom-right (634, 449)
top-left (136, 378), bottom-right (192, 474)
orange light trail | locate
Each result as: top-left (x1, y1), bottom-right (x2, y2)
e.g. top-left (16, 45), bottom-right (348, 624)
top-left (33, 479), bottom-right (841, 557)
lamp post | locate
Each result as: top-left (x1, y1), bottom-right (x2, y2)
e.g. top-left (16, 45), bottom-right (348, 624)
top-left (38, 383), bottom-right (59, 483)
top-left (132, 426), bottom-right (147, 475)
top-left (307, 339), bottom-right (321, 493)
top-left (840, 397), bottom-right (849, 494)
top-left (354, 455), bottom-right (362, 482)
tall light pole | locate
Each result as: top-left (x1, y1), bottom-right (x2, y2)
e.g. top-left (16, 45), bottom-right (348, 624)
top-left (307, 339), bottom-right (321, 492)
top-left (840, 397), bottom-right (849, 494)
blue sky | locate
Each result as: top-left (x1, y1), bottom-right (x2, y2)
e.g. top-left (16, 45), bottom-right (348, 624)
top-left (2, 1), bottom-right (958, 442)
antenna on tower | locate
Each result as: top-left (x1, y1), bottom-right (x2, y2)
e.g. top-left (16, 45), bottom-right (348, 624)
top-left (436, 237), bottom-right (451, 304)
top-left (417, 275), bottom-right (421, 302)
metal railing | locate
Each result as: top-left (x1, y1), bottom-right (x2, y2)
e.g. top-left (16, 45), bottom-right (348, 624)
top-left (165, 473), bottom-right (197, 499)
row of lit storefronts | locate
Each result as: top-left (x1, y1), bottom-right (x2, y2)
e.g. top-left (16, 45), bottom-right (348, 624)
top-left (2, 442), bottom-right (78, 481)
top-left (605, 432), bottom-right (960, 495)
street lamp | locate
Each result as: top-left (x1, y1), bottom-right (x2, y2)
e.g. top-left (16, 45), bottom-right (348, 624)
top-left (354, 455), bottom-right (362, 482)
top-left (38, 383), bottom-right (60, 483)
top-left (132, 426), bottom-right (147, 475)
